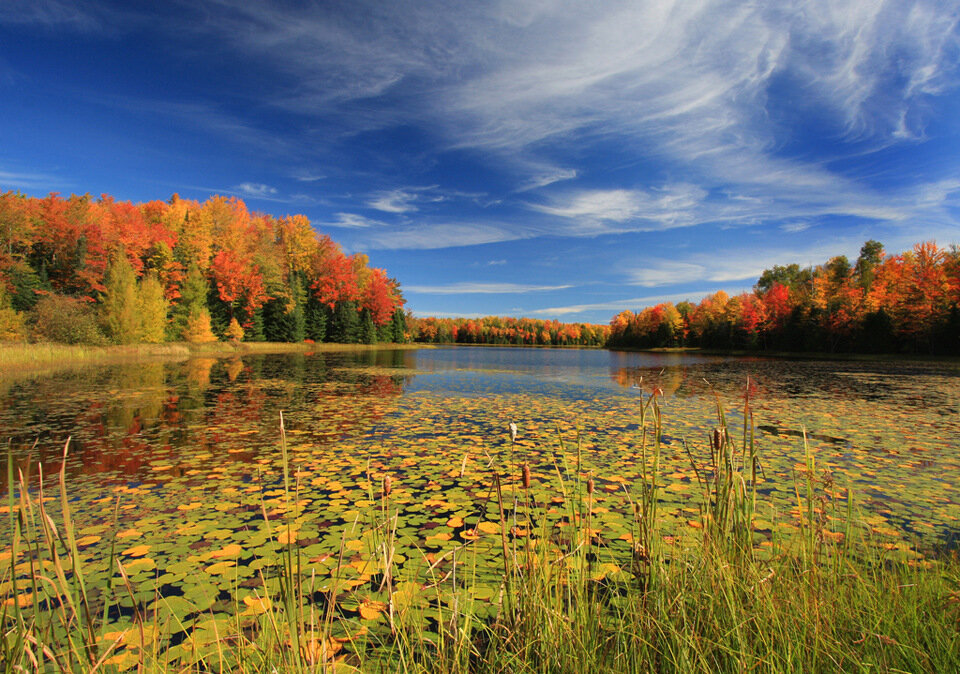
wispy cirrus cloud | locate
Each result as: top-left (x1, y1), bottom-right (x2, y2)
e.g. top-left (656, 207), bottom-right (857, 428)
top-left (0, 168), bottom-right (68, 191)
top-left (195, 0), bottom-right (958, 215)
top-left (0, 0), bottom-right (107, 31)
top-left (405, 282), bottom-right (573, 294)
top-left (328, 212), bottom-right (389, 228)
top-left (235, 182), bottom-right (277, 198)
top-left (364, 221), bottom-right (526, 250)
top-left (366, 185), bottom-right (451, 213)
top-left (530, 292), bottom-right (718, 317)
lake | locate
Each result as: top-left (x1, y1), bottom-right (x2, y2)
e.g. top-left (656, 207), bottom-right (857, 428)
top-left (2, 346), bottom-right (959, 651)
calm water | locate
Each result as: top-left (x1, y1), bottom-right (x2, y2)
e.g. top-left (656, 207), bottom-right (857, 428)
top-left (2, 346), bottom-right (959, 544)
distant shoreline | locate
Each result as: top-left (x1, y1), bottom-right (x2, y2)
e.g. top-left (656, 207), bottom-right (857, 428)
top-left (607, 344), bottom-right (960, 364)
top-left (3, 340), bottom-right (957, 381)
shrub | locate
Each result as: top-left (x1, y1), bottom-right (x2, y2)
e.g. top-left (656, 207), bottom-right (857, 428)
top-left (29, 294), bottom-right (106, 345)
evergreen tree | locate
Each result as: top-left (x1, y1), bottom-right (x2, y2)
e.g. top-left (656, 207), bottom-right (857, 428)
top-left (359, 308), bottom-right (376, 344)
top-left (305, 294), bottom-right (327, 341)
top-left (329, 300), bottom-right (360, 343)
top-left (245, 307), bottom-right (266, 341)
top-left (101, 252), bottom-right (139, 344)
top-left (391, 309), bottom-right (406, 343)
top-left (170, 264), bottom-right (209, 340)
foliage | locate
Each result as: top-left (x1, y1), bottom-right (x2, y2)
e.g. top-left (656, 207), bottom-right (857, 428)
top-left (2, 381), bottom-right (958, 673)
top-left (137, 272), bottom-right (169, 343)
top-left (101, 252), bottom-right (140, 344)
top-left (611, 240), bottom-right (960, 354)
top-left (409, 314), bottom-right (609, 346)
top-left (225, 317), bottom-right (245, 342)
top-left (0, 286), bottom-right (26, 341)
top-left (0, 190), bottom-right (406, 346)
top-left (28, 293), bottom-right (106, 345)
top-left (182, 307), bottom-right (218, 344)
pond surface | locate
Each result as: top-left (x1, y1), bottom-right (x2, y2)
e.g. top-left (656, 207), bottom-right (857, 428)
top-left (3, 347), bottom-right (959, 535)
top-left (2, 346), bottom-right (959, 656)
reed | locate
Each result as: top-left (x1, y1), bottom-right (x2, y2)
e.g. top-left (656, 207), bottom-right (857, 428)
top-left (2, 394), bottom-right (958, 673)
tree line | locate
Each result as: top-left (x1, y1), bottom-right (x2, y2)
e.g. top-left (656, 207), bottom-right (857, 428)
top-left (407, 315), bottom-right (609, 347)
top-left (0, 191), bottom-right (406, 345)
top-left (607, 241), bottom-right (960, 355)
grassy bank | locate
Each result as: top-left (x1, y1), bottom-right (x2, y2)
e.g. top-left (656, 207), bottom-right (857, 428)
top-left (2, 394), bottom-right (957, 672)
top-left (0, 341), bottom-right (422, 378)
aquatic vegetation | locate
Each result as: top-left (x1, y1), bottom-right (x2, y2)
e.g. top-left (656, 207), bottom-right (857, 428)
top-left (0, 349), bottom-right (958, 670)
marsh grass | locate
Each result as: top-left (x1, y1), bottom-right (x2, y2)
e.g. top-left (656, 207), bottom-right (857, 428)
top-left (2, 391), bottom-right (959, 672)
top-left (0, 341), bottom-right (421, 378)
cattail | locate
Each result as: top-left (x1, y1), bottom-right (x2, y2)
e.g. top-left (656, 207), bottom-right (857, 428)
top-left (712, 428), bottom-right (722, 453)
top-left (382, 474), bottom-right (392, 498)
top-left (586, 477), bottom-right (595, 496)
top-left (509, 422), bottom-right (518, 443)
top-left (521, 463), bottom-right (531, 490)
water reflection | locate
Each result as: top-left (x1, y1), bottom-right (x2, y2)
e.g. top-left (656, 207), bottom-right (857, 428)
top-left (0, 350), bottom-right (416, 490)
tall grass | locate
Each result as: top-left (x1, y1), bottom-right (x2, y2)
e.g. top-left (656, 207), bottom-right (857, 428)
top-left (2, 392), bottom-right (958, 672)
top-left (0, 341), bottom-right (422, 377)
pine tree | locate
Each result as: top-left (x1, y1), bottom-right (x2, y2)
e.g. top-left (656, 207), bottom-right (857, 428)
top-left (359, 308), bottom-right (376, 344)
top-left (305, 294), bottom-right (327, 342)
top-left (170, 264), bottom-right (209, 340)
top-left (329, 300), bottom-right (359, 343)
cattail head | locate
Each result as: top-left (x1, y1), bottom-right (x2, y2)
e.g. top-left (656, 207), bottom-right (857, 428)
top-left (382, 474), bottom-right (392, 497)
top-left (586, 477), bottom-right (595, 495)
top-left (521, 463), bottom-right (531, 490)
top-left (712, 428), bottom-right (722, 452)
top-left (509, 422), bottom-right (518, 443)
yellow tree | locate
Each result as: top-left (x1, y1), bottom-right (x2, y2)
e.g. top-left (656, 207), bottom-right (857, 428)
top-left (137, 272), bottom-right (169, 343)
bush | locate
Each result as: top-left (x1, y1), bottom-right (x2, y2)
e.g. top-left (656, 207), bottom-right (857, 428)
top-left (28, 294), bottom-right (106, 345)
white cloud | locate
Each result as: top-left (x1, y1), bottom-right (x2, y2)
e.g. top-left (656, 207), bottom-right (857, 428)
top-left (328, 212), bottom-right (388, 228)
top-left (0, 168), bottom-right (67, 191)
top-left (0, 0), bottom-right (106, 31)
top-left (409, 310), bottom-right (492, 319)
top-left (368, 189), bottom-right (419, 213)
top-left (294, 172), bottom-right (325, 182)
top-left (405, 282), bottom-right (573, 294)
top-left (235, 182), bottom-right (278, 198)
top-left (366, 186), bottom-right (446, 213)
top-left (531, 292), bottom-right (716, 317)
top-left (364, 222), bottom-right (526, 250)
top-left (516, 166), bottom-right (578, 192)
top-left (530, 184), bottom-right (708, 233)
top-left (627, 262), bottom-right (706, 287)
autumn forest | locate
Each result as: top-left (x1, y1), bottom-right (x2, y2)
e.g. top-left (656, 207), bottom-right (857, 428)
top-left (1, 190), bottom-right (958, 356)
top-left (0, 191), bottom-right (407, 346)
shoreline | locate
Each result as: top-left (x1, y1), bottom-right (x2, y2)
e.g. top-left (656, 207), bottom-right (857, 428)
top-left (0, 341), bottom-right (424, 379)
top-left (3, 339), bottom-right (958, 381)
top-left (607, 344), bottom-right (960, 365)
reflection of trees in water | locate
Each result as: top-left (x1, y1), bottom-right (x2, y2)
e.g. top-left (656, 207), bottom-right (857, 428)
top-left (0, 352), bottom-right (416, 490)
top-left (610, 363), bottom-right (765, 401)
top-left (610, 359), bottom-right (957, 407)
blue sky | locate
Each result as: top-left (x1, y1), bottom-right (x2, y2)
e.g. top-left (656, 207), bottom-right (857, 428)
top-left (2, 1), bottom-right (959, 323)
